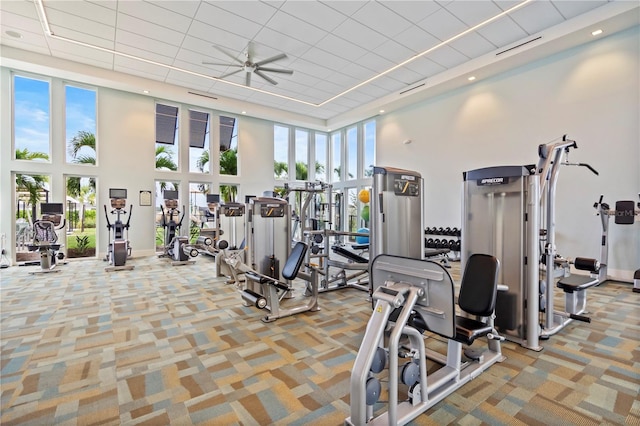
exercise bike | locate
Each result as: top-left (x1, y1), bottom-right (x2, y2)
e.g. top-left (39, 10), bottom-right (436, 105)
top-left (26, 203), bottom-right (66, 273)
top-left (159, 190), bottom-right (199, 265)
top-left (104, 188), bottom-right (134, 271)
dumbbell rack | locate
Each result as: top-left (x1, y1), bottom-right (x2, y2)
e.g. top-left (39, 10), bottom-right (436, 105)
top-left (425, 227), bottom-right (461, 261)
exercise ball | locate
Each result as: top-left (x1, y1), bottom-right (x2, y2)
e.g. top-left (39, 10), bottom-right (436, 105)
top-left (361, 205), bottom-right (370, 222)
top-left (358, 189), bottom-right (370, 204)
top-left (356, 228), bottom-right (369, 245)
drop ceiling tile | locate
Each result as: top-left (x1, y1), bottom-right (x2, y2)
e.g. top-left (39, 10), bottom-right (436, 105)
top-left (321, 1), bottom-right (368, 17)
top-left (88, 0), bottom-right (116, 11)
top-left (351, 1), bottom-right (413, 38)
top-left (288, 58), bottom-right (334, 80)
top-left (427, 45), bottom-right (468, 69)
top-left (280, 1), bottom-right (347, 31)
top-left (444, 1), bottom-right (503, 27)
top-left (115, 30), bottom-right (179, 59)
top-left (449, 32), bottom-right (495, 58)
top-left (403, 57), bottom-right (446, 79)
top-left (315, 34), bottom-right (368, 62)
top-left (0, 11), bottom-right (44, 35)
top-left (0, 0), bottom-right (39, 20)
top-left (551, 0), bottom-right (608, 20)
top-left (51, 26), bottom-right (114, 50)
top-left (170, 57), bottom-right (224, 80)
top-left (493, 1), bottom-right (522, 12)
top-left (356, 51), bottom-right (396, 74)
top-left (265, 10), bottom-right (329, 45)
top-left (153, 1), bottom-right (199, 18)
top-left (45, 7), bottom-right (115, 41)
top-left (476, 15), bottom-right (529, 48)
top-left (299, 47), bottom-right (351, 73)
top-left (369, 75), bottom-right (406, 92)
top-left (185, 21), bottom-right (249, 54)
top-left (321, 71), bottom-right (359, 89)
top-left (393, 26), bottom-right (440, 55)
top-left (341, 90), bottom-right (376, 104)
top-left (253, 26), bottom-right (312, 58)
top-left (1, 34), bottom-right (51, 56)
top-left (209, 1), bottom-right (278, 25)
top-left (331, 18), bottom-right (388, 52)
top-left (165, 70), bottom-right (214, 91)
top-left (117, 1), bottom-right (192, 33)
top-left (116, 12), bottom-right (185, 46)
top-left (387, 66), bottom-right (425, 85)
top-left (194, 3), bottom-right (261, 40)
top-left (340, 61), bottom-right (378, 81)
top-left (379, 1), bottom-right (442, 24)
top-left (354, 83), bottom-right (389, 99)
top-left (418, 7), bottom-right (466, 41)
top-left (44, 0), bottom-right (116, 27)
top-left (114, 55), bottom-right (170, 78)
top-left (115, 63), bottom-right (168, 82)
top-left (48, 37), bottom-right (114, 63)
top-left (509, 1), bottom-right (565, 35)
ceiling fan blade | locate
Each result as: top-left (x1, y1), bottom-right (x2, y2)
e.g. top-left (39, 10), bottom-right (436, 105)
top-left (218, 68), bottom-right (244, 79)
top-left (203, 61), bottom-right (240, 66)
top-left (254, 69), bottom-right (278, 85)
top-left (254, 53), bottom-right (287, 67)
top-left (212, 45), bottom-right (243, 65)
top-left (245, 72), bottom-right (252, 87)
top-left (257, 67), bottom-right (294, 75)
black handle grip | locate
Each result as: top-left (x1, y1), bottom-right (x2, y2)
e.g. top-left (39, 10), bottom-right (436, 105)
top-left (569, 313), bottom-right (590, 323)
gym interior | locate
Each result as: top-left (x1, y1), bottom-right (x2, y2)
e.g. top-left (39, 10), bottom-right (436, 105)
top-left (1, 1), bottom-right (638, 425)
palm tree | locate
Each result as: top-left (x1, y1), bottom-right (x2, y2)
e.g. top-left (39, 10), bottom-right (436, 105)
top-left (220, 148), bottom-right (237, 175)
top-left (155, 145), bottom-right (178, 171)
top-left (68, 130), bottom-right (96, 161)
top-left (274, 161), bottom-right (288, 179)
top-left (15, 148), bottom-right (50, 217)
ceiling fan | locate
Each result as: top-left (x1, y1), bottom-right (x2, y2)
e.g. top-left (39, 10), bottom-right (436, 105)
top-left (203, 43), bottom-right (294, 87)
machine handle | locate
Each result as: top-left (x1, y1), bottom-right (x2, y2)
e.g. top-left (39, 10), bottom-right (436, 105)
top-left (104, 205), bottom-right (112, 228)
top-left (569, 313), bottom-right (590, 323)
top-left (125, 204), bottom-right (133, 229)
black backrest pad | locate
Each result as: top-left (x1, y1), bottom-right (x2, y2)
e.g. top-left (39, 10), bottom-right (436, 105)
top-left (282, 242), bottom-right (308, 280)
top-left (458, 253), bottom-right (500, 317)
top-left (615, 200), bottom-right (635, 225)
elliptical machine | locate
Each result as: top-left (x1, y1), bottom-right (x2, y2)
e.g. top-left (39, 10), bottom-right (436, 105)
top-left (159, 190), bottom-right (199, 265)
top-left (27, 203), bottom-right (66, 273)
top-left (104, 188), bottom-right (133, 271)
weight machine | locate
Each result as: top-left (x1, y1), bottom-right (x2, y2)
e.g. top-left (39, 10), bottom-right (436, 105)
top-left (158, 190), bottom-right (201, 265)
top-left (593, 194), bottom-right (640, 290)
top-left (462, 135), bottom-right (600, 351)
top-left (346, 254), bottom-right (503, 425)
top-left (26, 203), bottom-right (66, 273)
top-left (214, 200), bottom-right (246, 283)
top-left (284, 181), bottom-right (370, 293)
top-left (104, 188), bottom-right (133, 271)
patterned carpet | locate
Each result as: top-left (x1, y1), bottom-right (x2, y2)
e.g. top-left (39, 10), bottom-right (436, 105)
top-left (1, 256), bottom-right (638, 425)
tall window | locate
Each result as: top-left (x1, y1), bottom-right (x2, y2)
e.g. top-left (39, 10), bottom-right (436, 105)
top-left (220, 184), bottom-right (238, 203)
top-left (189, 110), bottom-right (210, 173)
top-left (331, 132), bottom-right (342, 182)
top-left (155, 103), bottom-right (179, 171)
top-left (15, 173), bottom-right (51, 261)
top-left (315, 133), bottom-right (327, 182)
top-left (65, 176), bottom-right (97, 259)
top-left (14, 75), bottom-right (50, 162)
top-left (295, 129), bottom-right (308, 180)
top-left (363, 120), bottom-right (376, 177)
top-left (65, 85), bottom-right (97, 165)
top-left (346, 126), bottom-right (357, 180)
top-left (274, 125), bottom-right (289, 180)
top-left (220, 116), bottom-right (238, 176)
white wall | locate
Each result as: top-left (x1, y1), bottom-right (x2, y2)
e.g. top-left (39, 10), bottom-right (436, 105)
top-left (377, 26), bottom-right (639, 280)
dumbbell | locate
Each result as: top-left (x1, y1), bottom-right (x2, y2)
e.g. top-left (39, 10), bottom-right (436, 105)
top-left (426, 238), bottom-right (435, 248)
top-left (448, 240), bottom-right (456, 250)
top-left (454, 240), bottom-right (461, 251)
top-left (433, 239), bottom-right (441, 248)
top-left (444, 227), bottom-right (452, 236)
top-left (439, 240), bottom-right (448, 249)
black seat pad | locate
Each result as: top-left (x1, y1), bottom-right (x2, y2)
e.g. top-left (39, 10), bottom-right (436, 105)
top-left (557, 274), bottom-right (598, 292)
top-left (454, 315), bottom-right (493, 346)
top-left (332, 246), bottom-right (368, 263)
top-left (424, 248), bottom-right (449, 257)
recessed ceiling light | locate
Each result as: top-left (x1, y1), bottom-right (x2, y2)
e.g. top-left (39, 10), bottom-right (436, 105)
top-left (5, 30), bottom-right (23, 39)
top-left (379, 109), bottom-right (385, 114)
top-left (468, 76), bottom-right (476, 81)
top-left (241, 111), bottom-right (246, 114)
top-left (143, 90), bottom-right (149, 94)
top-left (591, 29), bottom-right (603, 36)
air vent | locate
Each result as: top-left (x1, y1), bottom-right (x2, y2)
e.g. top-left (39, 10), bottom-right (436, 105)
top-left (400, 83), bottom-right (425, 95)
top-left (496, 36), bottom-right (542, 56)
top-left (188, 91), bottom-right (218, 100)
